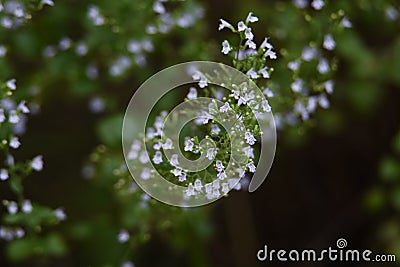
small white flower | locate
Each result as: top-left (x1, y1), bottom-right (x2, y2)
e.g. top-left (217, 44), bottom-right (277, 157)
top-left (262, 100), bottom-right (272, 112)
top-left (31, 155), bottom-right (44, 171)
top-left (385, 6), bottom-right (399, 21)
top-left (206, 148), bottom-right (218, 160)
top-left (245, 132), bottom-right (256, 145)
top-left (324, 80), bottom-right (334, 94)
top-left (245, 39), bottom-right (256, 49)
top-left (215, 160), bottom-right (225, 172)
top-left (185, 184), bottom-right (195, 197)
top-left (172, 167), bottom-right (182, 177)
top-left (8, 110), bottom-right (19, 124)
top-left (258, 67), bottom-right (269, 78)
top-left (260, 38), bottom-right (273, 49)
top-left (221, 40), bottom-right (232, 55)
top-left (317, 58), bottom-right (330, 74)
top-left (152, 151), bottom-right (163, 164)
top-left (54, 208), bottom-right (67, 221)
top-left (265, 48), bottom-right (277, 59)
top-left (7, 201), bottom-right (18, 214)
top-left (187, 87), bottom-right (198, 100)
top-left (318, 94), bottom-right (330, 109)
top-left (41, 0), bottom-right (55, 6)
top-left (247, 162), bottom-right (256, 172)
top-left (170, 154), bottom-right (179, 166)
top-left (22, 200), bottom-right (32, 213)
top-left (243, 146), bottom-right (254, 158)
top-left (288, 60), bottom-right (301, 71)
top-left (293, 0), bottom-right (308, 9)
top-left (246, 68), bottom-right (258, 79)
top-left (219, 19), bottom-right (233, 31)
top-left (139, 151), bottom-right (149, 164)
top-left (9, 137), bottom-right (20, 149)
top-left (237, 168), bottom-right (245, 178)
top-left (17, 101), bottom-right (30, 114)
top-left (291, 78), bottom-right (303, 93)
top-left (6, 79), bottom-right (16, 90)
top-left (323, 34), bottom-right (336, 51)
top-left (127, 40), bottom-right (141, 54)
top-left (141, 168), bottom-right (151, 180)
top-left (311, 0), bottom-right (324, 10)
top-left (14, 228), bottom-right (25, 238)
top-left (302, 46), bottom-right (317, 61)
top-left (211, 124), bottom-right (221, 135)
top-left (117, 230), bottom-right (130, 243)
top-left (217, 171), bottom-right (227, 180)
top-left (199, 77), bottom-right (208, 88)
top-left (153, 1), bottom-right (165, 14)
top-left (246, 12), bottom-right (258, 23)
top-left (340, 17), bottom-right (352, 28)
top-left (219, 102), bottom-right (230, 113)
top-left (205, 183), bottom-right (212, 194)
top-left (163, 138), bottom-right (173, 150)
top-left (244, 27), bottom-right (254, 40)
top-left (221, 182), bottom-right (230, 194)
top-left (0, 109), bottom-right (5, 122)
top-left (0, 169), bottom-right (8, 181)
top-left (122, 261), bottom-right (135, 267)
top-left (194, 179), bottom-right (203, 191)
top-left (178, 172), bottom-right (187, 182)
top-left (237, 21), bottom-right (246, 31)
top-left (184, 138), bottom-right (194, 152)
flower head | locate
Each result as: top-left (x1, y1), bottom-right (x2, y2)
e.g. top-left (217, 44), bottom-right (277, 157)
top-left (219, 19), bottom-right (233, 31)
top-left (246, 12), bottom-right (259, 23)
top-left (221, 40), bottom-right (232, 54)
top-left (31, 155), bottom-right (43, 171)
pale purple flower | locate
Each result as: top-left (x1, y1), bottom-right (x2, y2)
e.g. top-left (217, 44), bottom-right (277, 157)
top-left (323, 34), bottom-right (336, 51)
top-left (117, 230), bottom-right (130, 243)
top-left (152, 151), bottom-right (163, 164)
top-left (6, 79), bottom-right (16, 90)
top-left (246, 12), bottom-right (259, 23)
top-left (219, 19), bottom-right (232, 31)
top-left (324, 80), bottom-right (334, 94)
top-left (141, 168), bottom-right (151, 180)
top-left (260, 38), bottom-right (273, 49)
top-left (246, 68), bottom-right (258, 79)
top-left (311, 0), bottom-right (324, 10)
top-left (8, 110), bottom-right (19, 124)
top-left (221, 40), bottom-right (232, 54)
top-left (31, 155), bottom-right (43, 171)
top-left (9, 137), bottom-right (20, 149)
top-left (22, 200), bottom-right (32, 213)
top-left (206, 148), bottom-right (218, 160)
top-left (245, 39), bottom-right (256, 49)
top-left (0, 169), bottom-right (8, 181)
top-left (317, 58), bottom-right (330, 74)
top-left (258, 67), bottom-right (269, 78)
top-left (187, 87), bottom-right (197, 100)
top-left (245, 132), bottom-right (256, 145)
top-left (247, 162), bottom-right (256, 172)
top-left (237, 21), bottom-right (246, 31)
top-left (244, 27), bottom-right (254, 40)
top-left (341, 17), bottom-right (352, 28)
top-left (291, 78), bottom-right (303, 93)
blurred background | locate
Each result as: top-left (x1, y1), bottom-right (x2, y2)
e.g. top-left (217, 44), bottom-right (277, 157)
top-left (0, 0), bottom-right (399, 266)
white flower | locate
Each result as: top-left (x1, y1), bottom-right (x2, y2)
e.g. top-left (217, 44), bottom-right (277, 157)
top-left (219, 19), bottom-right (233, 31)
top-left (117, 230), bottom-right (130, 243)
top-left (340, 17), bottom-right (352, 28)
top-left (184, 138), bottom-right (194, 152)
top-left (221, 40), bottom-right (232, 54)
top-left (318, 94), bottom-right (330, 109)
top-left (205, 183), bottom-right (212, 194)
top-left (307, 96), bottom-right (318, 113)
top-left (385, 6), bottom-right (399, 21)
top-left (219, 102), bottom-right (230, 113)
top-left (206, 148), bottom-right (218, 160)
top-left (6, 79), bottom-right (16, 90)
top-left (194, 179), bottom-right (203, 191)
top-left (311, 0), bottom-right (324, 10)
top-left (17, 101), bottom-right (30, 113)
top-left (139, 151), bottom-right (149, 164)
top-left (247, 162), bottom-right (256, 172)
top-left (302, 46), bottom-right (317, 61)
top-left (0, 169), bottom-right (8, 181)
top-left (54, 208), bottom-right (67, 221)
top-left (237, 168), bottom-right (245, 178)
top-left (153, 1), bottom-right (165, 14)
top-left (178, 172), bottom-right (187, 182)
top-left (9, 137), bottom-right (20, 149)
top-left (291, 78), bottom-right (303, 93)
top-left (187, 87), bottom-right (198, 100)
top-left (244, 27), bottom-right (254, 40)
top-left (8, 110), bottom-right (19, 124)
top-left (152, 151), bottom-right (163, 164)
top-left (323, 34), bottom-right (336, 51)
top-left (41, 0), bottom-right (55, 6)
top-left (258, 67), bottom-right (269, 78)
top-left (22, 200), bottom-right (32, 213)
top-left (199, 76), bottom-right (208, 88)
top-left (237, 21), bottom-right (246, 31)
top-left (170, 154), bottom-right (179, 166)
top-left (221, 183), bottom-right (230, 194)
top-left (246, 12), bottom-right (258, 23)
top-left (293, 0), bottom-right (308, 9)
top-left (15, 228), bottom-right (25, 238)
top-left (260, 38), bottom-right (273, 49)
top-left (141, 168), bottom-right (151, 180)
top-left (7, 201), bottom-right (18, 214)
top-left (0, 109), bottom-right (5, 123)
top-left (122, 261), bottom-right (135, 267)
top-left (243, 146), bottom-right (254, 158)
top-left (246, 68), bottom-right (258, 79)
top-left (127, 40), bottom-right (141, 54)
top-left (317, 58), bottom-right (330, 74)
top-left (263, 88), bottom-right (274, 98)
top-left (163, 138), bottom-right (173, 150)
top-left (215, 160), bottom-right (225, 172)
top-left (265, 48), bottom-right (277, 59)
top-left (262, 100), bottom-right (271, 112)
top-left (245, 39), bottom-right (256, 49)
top-left (31, 155), bottom-right (44, 171)
top-left (288, 60), bottom-right (301, 71)
top-left (185, 184), bottom-right (195, 197)
top-left (324, 80), bottom-right (334, 94)
top-left (172, 167), bottom-right (182, 177)
top-left (211, 124), bottom-right (221, 135)
top-left (245, 132), bottom-right (256, 145)
top-left (59, 37), bottom-right (71, 50)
